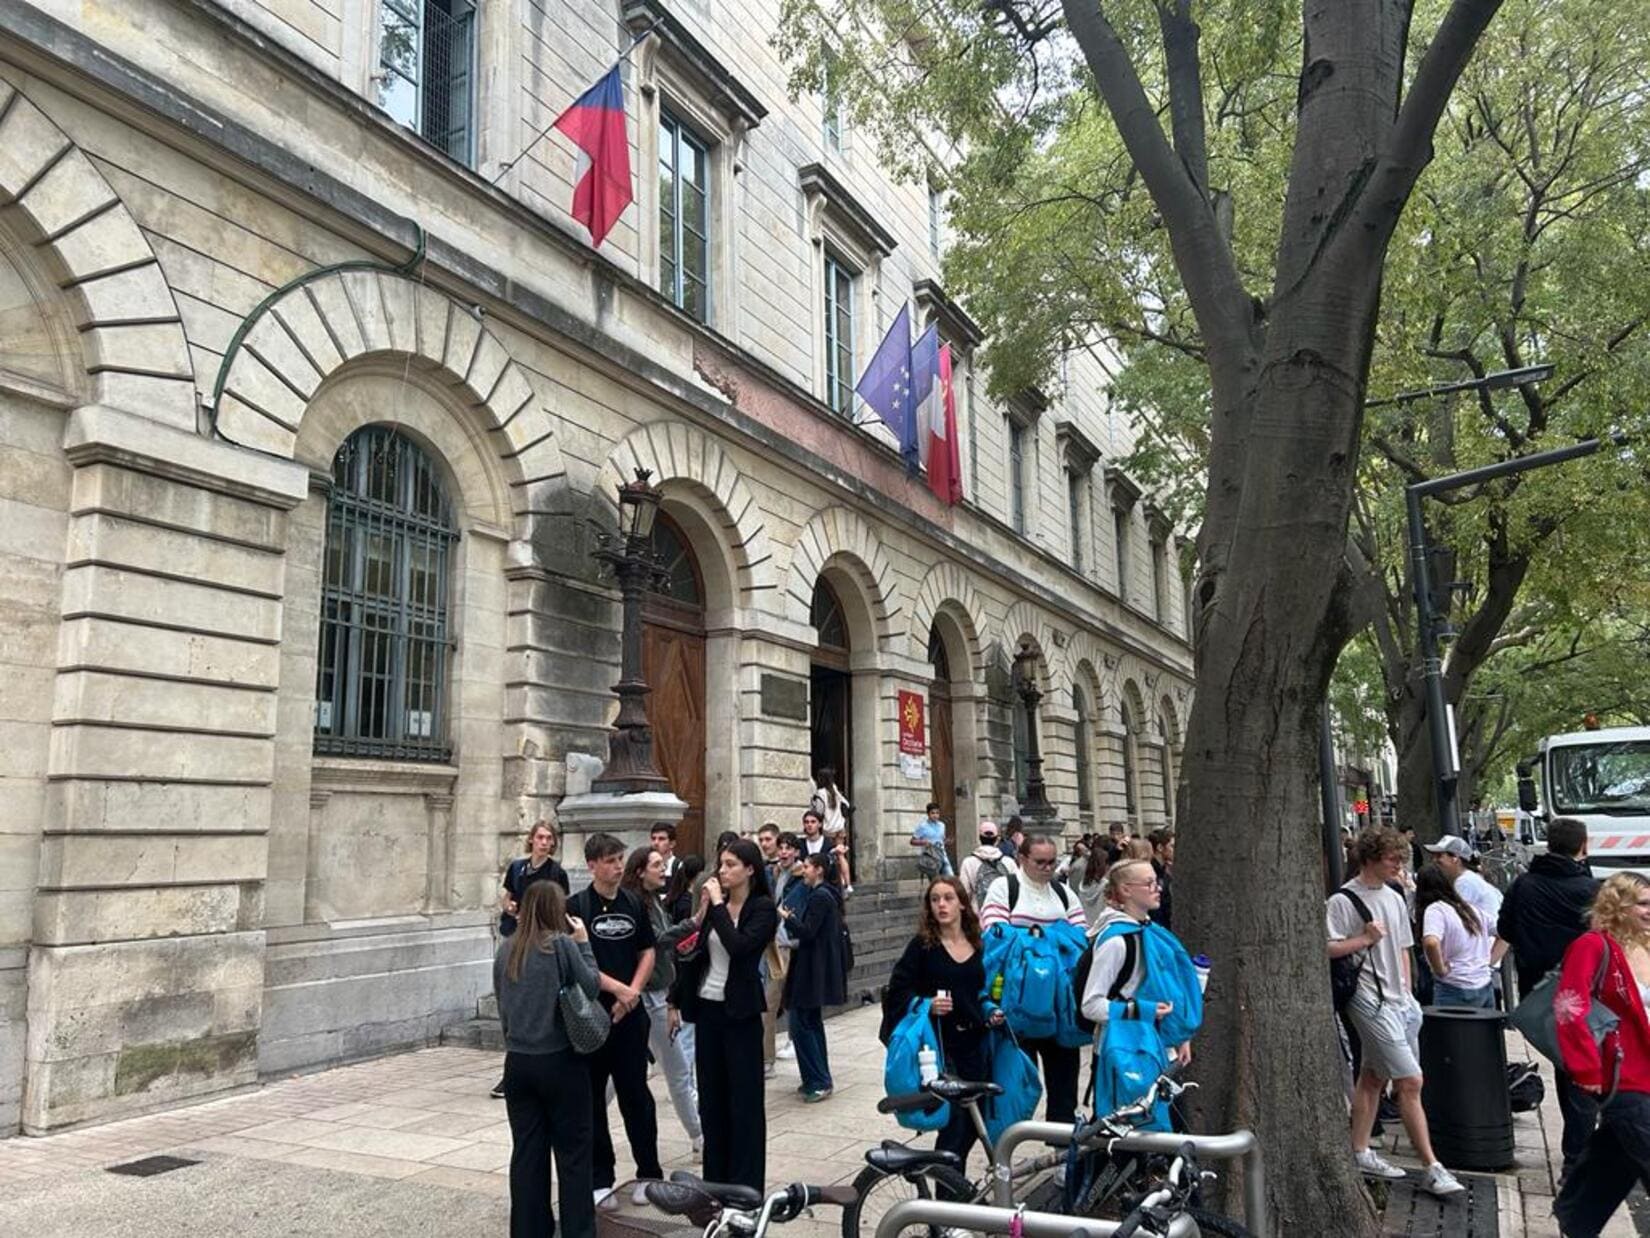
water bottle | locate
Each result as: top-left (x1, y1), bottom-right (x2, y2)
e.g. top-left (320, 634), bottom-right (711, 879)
top-left (1192, 954), bottom-right (1212, 994)
top-left (918, 1042), bottom-right (938, 1085)
top-left (991, 972), bottom-right (1004, 1003)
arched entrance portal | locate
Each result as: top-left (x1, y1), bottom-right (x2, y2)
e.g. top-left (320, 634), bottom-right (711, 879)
top-left (810, 578), bottom-right (853, 870)
top-left (643, 513), bottom-right (707, 857)
top-left (928, 629), bottom-right (957, 863)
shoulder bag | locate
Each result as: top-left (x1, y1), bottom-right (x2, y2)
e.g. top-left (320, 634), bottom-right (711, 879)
top-left (555, 935), bottom-right (610, 1054)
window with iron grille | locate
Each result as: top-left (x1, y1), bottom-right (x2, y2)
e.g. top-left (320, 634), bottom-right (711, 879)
top-left (659, 110), bottom-right (710, 323)
top-left (315, 427), bottom-right (457, 761)
top-left (377, 0), bottom-right (476, 166)
top-left (1120, 700), bottom-right (1140, 823)
top-left (1074, 685), bottom-right (1093, 812)
top-left (823, 252), bottom-right (856, 415)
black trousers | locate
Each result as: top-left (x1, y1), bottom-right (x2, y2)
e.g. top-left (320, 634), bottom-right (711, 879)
top-left (936, 1032), bottom-right (990, 1170)
top-left (1555, 1090), bottom-right (1650, 1237)
top-left (695, 999), bottom-right (767, 1191)
top-left (1556, 1067), bottom-right (1602, 1179)
top-left (1024, 1036), bottom-right (1081, 1125)
top-left (505, 1049), bottom-right (595, 1238)
top-left (586, 1003), bottom-right (662, 1188)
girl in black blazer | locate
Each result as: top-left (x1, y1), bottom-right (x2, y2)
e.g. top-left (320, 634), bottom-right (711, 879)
top-left (670, 838), bottom-right (778, 1191)
top-left (781, 853), bottom-right (847, 1100)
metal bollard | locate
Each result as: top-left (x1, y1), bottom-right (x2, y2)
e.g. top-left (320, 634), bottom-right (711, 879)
top-left (873, 1198), bottom-right (1201, 1238)
top-left (990, 1120), bottom-right (1267, 1237)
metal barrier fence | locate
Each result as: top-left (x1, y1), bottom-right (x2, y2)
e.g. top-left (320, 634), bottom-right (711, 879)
top-left (872, 1198), bottom-right (1201, 1238)
top-left (991, 1121), bottom-right (1268, 1236)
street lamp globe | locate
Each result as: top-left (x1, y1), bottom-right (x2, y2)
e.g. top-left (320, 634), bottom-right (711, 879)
top-left (617, 467), bottom-right (661, 542)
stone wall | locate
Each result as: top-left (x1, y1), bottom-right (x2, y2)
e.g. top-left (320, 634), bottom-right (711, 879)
top-left (0, 0), bottom-right (1193, 1135)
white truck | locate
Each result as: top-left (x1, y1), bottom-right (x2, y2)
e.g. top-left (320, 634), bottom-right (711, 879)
top-left (1517, 725), bottom-right (1650, 874)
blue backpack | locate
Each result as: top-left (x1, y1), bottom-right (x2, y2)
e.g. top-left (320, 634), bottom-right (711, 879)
top-left (982, 880), bottom-right (1090, 1043)
top-left (1088, 920), bottom-right (1204, 1128)
top-left (883, 998), bottom-right (949, 1131)
top-left (984, 1027), bottom-right (1043, 1145)
top-left (1093, 1008), bottom-right (1171, 1129)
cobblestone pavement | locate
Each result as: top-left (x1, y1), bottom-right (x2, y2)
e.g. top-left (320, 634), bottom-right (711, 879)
top-left (0, 1005), bottom-right (1623, 1236)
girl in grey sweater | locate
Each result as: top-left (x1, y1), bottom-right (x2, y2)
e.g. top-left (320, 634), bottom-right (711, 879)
top-left (494, 881), bottom-right (599, 1238)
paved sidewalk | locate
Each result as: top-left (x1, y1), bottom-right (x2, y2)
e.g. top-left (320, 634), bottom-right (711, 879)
top-left (0, 1003), bottom-right (905, 1237)
top-left (0, 1003), bottom-right (1622, 1237)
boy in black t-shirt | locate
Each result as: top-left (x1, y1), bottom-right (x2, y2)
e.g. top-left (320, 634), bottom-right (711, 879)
top-left (568, 832), bottom-right (661, 1202)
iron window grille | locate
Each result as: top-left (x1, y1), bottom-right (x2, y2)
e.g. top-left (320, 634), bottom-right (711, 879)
top-left (377, 0), bottom-right (477, 166)
top-left (823, 252), bottom-right (856, 416)
top-left (315, 427), bottom-right (457, 762)
top-left (659, 111), bottom-right (711, 323)
top-left (1074, 686), bottom-right (1093, 812)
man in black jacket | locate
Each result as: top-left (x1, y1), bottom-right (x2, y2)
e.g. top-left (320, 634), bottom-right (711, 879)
top-left (1497, 817), bottom-right (1599, 1178)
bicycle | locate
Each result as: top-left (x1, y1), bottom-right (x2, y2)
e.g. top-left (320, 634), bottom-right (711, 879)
top-left (848, 1072), bottom-right (1249, 1237)
top-left (1113, 1141), bottom-right (1255, 1238)
top-left (600, 1171), bottom-right (858, 1238)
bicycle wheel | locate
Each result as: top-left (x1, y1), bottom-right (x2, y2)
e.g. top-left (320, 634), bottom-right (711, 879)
top-left (1183, 1205), bottom-right (1256, 1238)
top-left (840, 1165), bottom-right (934, 1238)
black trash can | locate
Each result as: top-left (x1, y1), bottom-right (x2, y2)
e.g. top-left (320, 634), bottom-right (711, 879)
top-left (1419, 1006), bottom-right (1514, 1171)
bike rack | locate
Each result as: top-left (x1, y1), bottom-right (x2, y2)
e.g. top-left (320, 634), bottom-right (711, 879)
top-left (872, 1198), bottom-right (1201, 1237)
top-left (990, 1122), bottom-right (1267, 1237)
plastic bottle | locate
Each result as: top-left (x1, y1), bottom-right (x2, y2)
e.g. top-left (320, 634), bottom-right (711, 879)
top-left (1192, 954), bottom-right (1212, 994)
top-left (918, 1042), bottom-right (938, 1085)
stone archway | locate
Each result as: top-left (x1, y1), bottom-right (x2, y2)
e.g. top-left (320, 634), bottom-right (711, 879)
top-left (0, 80), bottom-right (195, 426)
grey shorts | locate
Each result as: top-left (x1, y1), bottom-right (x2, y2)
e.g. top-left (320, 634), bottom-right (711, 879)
top-left (1346, 990), bottom-right (1422, 1081)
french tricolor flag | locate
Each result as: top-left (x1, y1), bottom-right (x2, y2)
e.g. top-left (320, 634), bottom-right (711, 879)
top-left (911, 325), bottom-right (964, 505)
top-left (552, 66), bottom-right (633, 248)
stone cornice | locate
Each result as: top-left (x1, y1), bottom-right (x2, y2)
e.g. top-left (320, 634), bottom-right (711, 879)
top-left (798, 163), bottom-right (897, 258)
top-left (622, 0), bottom-right (766, 128)
top-left (912, 279), bottom-right (984, 349)
top-left (1055, 420), bottom-right (1103, 473)
top-left (1106, 465), bottom-right (1143, 509)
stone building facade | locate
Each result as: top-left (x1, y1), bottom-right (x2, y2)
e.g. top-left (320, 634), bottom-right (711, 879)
top-left (0, 0), bottom-right (1193, 1136)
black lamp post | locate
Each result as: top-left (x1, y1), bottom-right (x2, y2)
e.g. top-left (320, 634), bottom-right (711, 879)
top-left (1013, 640), bottom-right (1056, 820)
top-left (591, 468), bottom-right (672, 795)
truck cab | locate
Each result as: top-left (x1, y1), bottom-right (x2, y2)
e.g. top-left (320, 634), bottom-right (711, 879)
top-left (1518, 726), bottom-right (1650, 874)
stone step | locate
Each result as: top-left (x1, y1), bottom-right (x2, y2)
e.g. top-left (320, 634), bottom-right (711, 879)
top-left (440, 1017), bottom-right (503, 1052)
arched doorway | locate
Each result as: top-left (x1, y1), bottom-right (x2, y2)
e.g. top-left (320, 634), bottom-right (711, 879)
top-left (928, 628), bottom-right (956, 863)
top-left (643, 513), bottom-right (707, 857)
top-left (810, 578), bottom-right (853, 869)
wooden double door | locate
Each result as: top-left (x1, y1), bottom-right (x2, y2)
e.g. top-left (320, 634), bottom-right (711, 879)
top-left (642, 516), bottom-right (707, 859)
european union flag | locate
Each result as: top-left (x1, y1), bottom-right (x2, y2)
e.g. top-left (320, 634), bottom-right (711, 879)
top-left (854, 304), bottom-right (918, 470)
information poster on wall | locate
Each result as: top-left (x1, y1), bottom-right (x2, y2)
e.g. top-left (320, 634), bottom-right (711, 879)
top-left (897, 690), bottom-right (926, 755)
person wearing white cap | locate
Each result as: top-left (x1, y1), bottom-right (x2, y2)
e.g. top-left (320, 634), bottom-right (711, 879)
top-left (1423, 835), bottom-right (1504, 924)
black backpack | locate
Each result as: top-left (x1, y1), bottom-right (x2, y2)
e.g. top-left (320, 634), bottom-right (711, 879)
top-left (1329, 888), bottom-right (1382, 1012)
top-left (1072, 928), bottom-right (1142, 1038)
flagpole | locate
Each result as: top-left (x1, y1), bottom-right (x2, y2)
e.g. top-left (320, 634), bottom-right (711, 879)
top-left (489, 17), bottom-right (665, 186)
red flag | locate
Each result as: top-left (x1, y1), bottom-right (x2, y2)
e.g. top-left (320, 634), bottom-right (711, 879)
top-left (927, 343), bottom-right (963, 505)
top-left (552, 66), bottom-right (632, 247)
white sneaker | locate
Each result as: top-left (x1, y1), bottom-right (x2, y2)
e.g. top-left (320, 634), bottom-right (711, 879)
top-left (1353, 1148), bottom-right (1405, 1180)
top-left (1422, 1162), bottom-right (1466, 1197)
top-left (632, 1182), bottom-right (653, 1206)
top-left (776, 1042), bottom-right (796, 1061)
top-left (593, 1187), bottom-right (614, 1205)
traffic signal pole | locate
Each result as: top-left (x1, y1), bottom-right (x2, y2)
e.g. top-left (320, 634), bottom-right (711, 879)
top-left (1406, 433), bottom-right (1626, 838)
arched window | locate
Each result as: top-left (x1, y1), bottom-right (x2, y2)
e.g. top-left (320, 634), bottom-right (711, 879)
top-left (1073, 686), bottom-right (1093, 813)
top-left (1010, 665), bottom-right (1031, 802)
top-left (1159, 720), bottom-right (1177, 826)
top-left (1120, 700), bottom-right (1140, 825)
top-left (314, 427), bottom-right (457, 760)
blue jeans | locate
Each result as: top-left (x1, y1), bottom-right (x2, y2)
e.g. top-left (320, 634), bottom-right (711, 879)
top-left (1432, 980), bottom-right (1495, 1009)
top-left (789, 1005), bottom-right (832, 1093)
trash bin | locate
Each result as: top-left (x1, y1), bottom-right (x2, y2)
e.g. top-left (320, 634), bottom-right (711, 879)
top-left (1419, 1006), bottom-right (1514, 1171)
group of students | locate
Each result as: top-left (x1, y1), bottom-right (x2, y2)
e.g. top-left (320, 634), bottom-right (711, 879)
top-left (884, 828), bottom-right (1200, 1173)
top-left (1327, 818), bottom-right (1650, 1235)
top-left (490, 807), bottom-right (856, 1238)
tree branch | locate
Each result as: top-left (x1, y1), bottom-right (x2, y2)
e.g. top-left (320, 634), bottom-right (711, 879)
top-left (1156, 0), bottom-right (1210, 199)
top-left (1058, 0), bottom-right (1253, 363)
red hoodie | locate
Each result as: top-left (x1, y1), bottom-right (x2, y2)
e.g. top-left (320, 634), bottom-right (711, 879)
top-left (1556, 930), bottom-right (1650, 1095)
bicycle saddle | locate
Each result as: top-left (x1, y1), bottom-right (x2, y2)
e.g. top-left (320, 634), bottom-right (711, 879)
top-left (926, 1077), bottom-right (1004, 1103)
top-left (864, 1141), bottom-right (963, 1174)
top-left (667, 1170), bottom-right (765, 1210)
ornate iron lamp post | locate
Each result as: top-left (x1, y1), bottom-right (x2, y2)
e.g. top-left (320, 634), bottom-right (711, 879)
top-left (591, 468), bottom-right (672, 795)
top-left (1013, 639), bottom-right (1056, 820)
